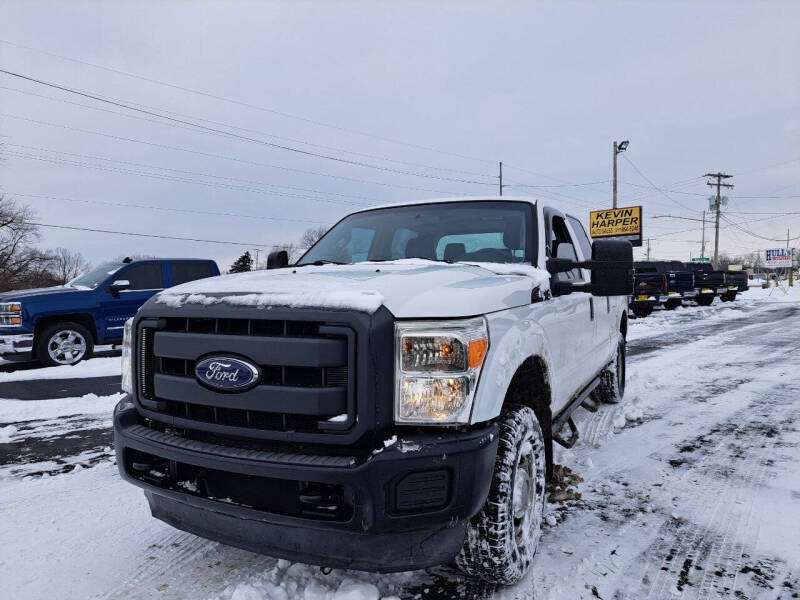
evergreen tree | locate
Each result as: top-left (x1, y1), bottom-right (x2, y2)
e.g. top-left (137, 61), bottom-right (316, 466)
top-left (229, 251), bottom-right (253, 273)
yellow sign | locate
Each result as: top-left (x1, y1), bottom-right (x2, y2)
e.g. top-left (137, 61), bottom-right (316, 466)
top-left (589, 206), bottom-right (642, 245)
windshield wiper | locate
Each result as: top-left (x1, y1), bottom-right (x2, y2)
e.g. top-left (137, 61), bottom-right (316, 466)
top-left (295, 259), bottom-right (346, 266)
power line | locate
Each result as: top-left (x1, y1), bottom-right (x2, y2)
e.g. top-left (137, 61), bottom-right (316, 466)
top-left (620, 155), bottom-right (700, 213)
top-left (0, 68), bottom-right (498, 186)
top-left (29, 222), bottom-right (306, 248)
top-left (0, 37), bottom-right (499, 168)
top-left (0, 109), bottom-right (474, 196)
top-left (9, 192), bottom-right (330, 225)
top-left (6, 142), bottom-right (377, 202)
top-left (5, 146), bottom-right (370, 207)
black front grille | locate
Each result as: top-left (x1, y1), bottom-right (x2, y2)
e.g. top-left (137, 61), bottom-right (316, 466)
top-left (136, 315), bottom-right (355, 440)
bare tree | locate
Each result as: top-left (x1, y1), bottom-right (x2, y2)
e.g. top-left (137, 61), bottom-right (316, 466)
top-left (0, 196), bottom-right (41, 291)
top-left (48, 247), bottom-right (90, 284)
top-left (299, 226), bottom-right (328, 249)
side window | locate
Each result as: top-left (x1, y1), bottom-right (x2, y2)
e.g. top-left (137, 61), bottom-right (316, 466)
top-left (551, 216), bottom-right (582, 282)
top-left (122, 264), bottom-right (163, 290)
top-left (566, 216), bottom-right (593, 261)
top-left (171, 262), bottom-right (213, 285)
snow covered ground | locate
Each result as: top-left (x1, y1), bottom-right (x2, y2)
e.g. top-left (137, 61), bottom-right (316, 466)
top-left (1, 286), bottom-right (798, 600)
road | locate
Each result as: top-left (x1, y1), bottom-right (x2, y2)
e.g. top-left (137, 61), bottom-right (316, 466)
top-left (0, 288), bottom-right (798, 600)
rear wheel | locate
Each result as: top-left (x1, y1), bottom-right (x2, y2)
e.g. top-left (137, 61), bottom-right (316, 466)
top-left (36, 322), bottom-right (94, 366)
top-left (593, 334), bottom-right (625, 404)
top-left (696, 295), bottom-right (714, 306)
top-left (456, 405), bottom-right (547, 585)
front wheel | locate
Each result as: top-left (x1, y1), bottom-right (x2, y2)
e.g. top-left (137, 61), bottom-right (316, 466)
top-left (664, 298), bottom-right (681, 310)
top-left (593, 334), bottom-right (625, 404)
top-left (456, 405), bottom-right (547, 585)
top-left (36, 322), bottom-right (94, 366)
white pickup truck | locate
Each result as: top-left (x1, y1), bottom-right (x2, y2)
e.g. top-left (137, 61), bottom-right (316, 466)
top-left (114, 198), bottom-right (633, 585)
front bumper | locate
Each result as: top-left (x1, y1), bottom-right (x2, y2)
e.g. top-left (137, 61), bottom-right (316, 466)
top-left (0, 332), bottom-right (34, 361)
top-left (114, 399), bottom-right (499, 572)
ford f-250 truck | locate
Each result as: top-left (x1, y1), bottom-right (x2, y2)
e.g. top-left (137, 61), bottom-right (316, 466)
top-left (114, 198), bottom-right (633, 584)
top-left (0, 258), bottom-right (219, 366)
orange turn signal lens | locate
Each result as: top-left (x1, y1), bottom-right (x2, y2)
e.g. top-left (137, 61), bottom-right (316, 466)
top-left (10, 317), bottom-right (21, 325)
top-left (468, 338), bottom-right (488, 369)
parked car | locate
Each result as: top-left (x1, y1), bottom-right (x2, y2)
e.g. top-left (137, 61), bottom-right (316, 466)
top-left (722, 271), bottom-right (748, 301)
top-left (630, 268), bottom-right (665, 318)
top-left (114, 198), bottom-right (633, 585)
top-left (683, 262), bottom-right (727, 306)
top-left (0, 258), bottom-right (219, 366)
top-left (634, 261), bottom-right (695, 309)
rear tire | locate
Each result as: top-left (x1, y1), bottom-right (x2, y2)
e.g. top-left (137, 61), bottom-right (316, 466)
top-left (456, 405), bottom-right (547, 585)
top-left (36, 322), bottom-right (94, 367)
top-left (593, 334), bottom-right (625, 404)
top-left (696, 295), bottom-right (714, 306)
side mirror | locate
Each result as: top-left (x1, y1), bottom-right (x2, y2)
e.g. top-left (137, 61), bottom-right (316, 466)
top-left (545, 240), bottom-right (633, 297)
top-left (109, 279), bottom-right (130, 293)
top-left (267, 250), bottom-right (289, 269)
top-left (588, 240), bottom-right (634, 296)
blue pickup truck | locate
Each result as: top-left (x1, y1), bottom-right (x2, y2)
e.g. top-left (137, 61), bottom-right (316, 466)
top-left (0, 257), bottom-right (219, 366)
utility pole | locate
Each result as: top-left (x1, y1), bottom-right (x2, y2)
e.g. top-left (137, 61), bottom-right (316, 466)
top-left (700, 210), bottom-right (706, 259)
top-left (646, 237), bottom-right (651, 260)
top-left (704, 172), bottom-right (733, 269)
top-left (499, 161), bottom-right (503, 196)
top-left (253, 248), bottom-right (260, 270)
top-left (789, 228), bottom-right (794, 287)
top-left (612, 140), bottom-right (629, 209)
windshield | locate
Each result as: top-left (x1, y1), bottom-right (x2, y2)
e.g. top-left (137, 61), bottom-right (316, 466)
top-left (297, 201), bottom-right (532, 266)
top-left (68, 262), bottom-right (125, 289)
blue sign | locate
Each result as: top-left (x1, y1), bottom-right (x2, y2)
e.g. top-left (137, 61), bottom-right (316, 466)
top-left (195, 356), bottom-right (260, 392)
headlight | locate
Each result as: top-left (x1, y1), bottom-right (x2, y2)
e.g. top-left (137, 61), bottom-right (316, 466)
top-left (121, 318), bottom-right (134, 394)
top-left (0, 302), bottom-right (23, 327)
top-left (395, 317), bottom-right (489, 424)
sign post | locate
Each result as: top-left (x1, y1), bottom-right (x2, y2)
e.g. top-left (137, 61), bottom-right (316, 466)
top-left (589, 206), bottom-right (643, 247)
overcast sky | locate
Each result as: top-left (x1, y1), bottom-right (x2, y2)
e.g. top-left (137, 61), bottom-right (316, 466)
top-left (1, 0), bottom-right (798, 270)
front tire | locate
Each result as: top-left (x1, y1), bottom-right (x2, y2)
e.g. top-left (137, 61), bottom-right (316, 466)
top-left (593, 334), bottom-right (625, 404)
top-left (664, 298), bottom-right (681, 310)
top-left (456, 405), bottom-right (547, 585)
top-left (36, 322), bottom-right (94, 367)
top-left (631, 306), bottom-right (653, 318)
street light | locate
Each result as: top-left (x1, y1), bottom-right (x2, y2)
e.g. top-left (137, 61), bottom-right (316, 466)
top-left (613, 140), bottom-right (629, 208)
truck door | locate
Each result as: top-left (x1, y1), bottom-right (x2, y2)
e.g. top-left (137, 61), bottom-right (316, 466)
top-left (99, 262), bottom-right (165, 341)
top-left (539, 212), bottom-right (595, 412)
top-left (566, 215), bottom-right (610, 373)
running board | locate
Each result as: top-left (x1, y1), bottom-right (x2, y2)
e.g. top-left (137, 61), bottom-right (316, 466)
top-left (552, 375), bottom-right (601, 449)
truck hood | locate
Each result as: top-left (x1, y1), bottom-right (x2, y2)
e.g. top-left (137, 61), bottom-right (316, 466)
top-left (154, 259), bottom-right (551, 318)
top-left (0, 286), bottom-right (89, 301)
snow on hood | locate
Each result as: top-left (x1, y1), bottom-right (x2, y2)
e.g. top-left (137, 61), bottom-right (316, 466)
top-left (155, 259), bottom-right (551, 318)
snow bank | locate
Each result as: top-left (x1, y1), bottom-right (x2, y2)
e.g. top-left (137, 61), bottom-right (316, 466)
top-left (0, 356), bottom-right (121, 383)
top-left (0, 392), bottom-right (122, 423)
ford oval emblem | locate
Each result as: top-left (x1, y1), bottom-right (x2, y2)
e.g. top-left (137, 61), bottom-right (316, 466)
top-left (195, 356), bottom-right (260, 392)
